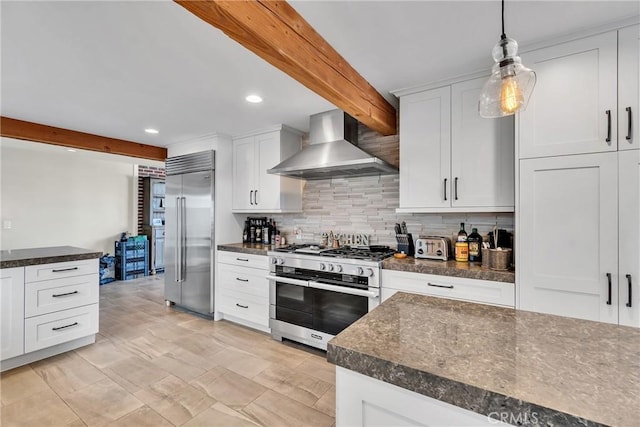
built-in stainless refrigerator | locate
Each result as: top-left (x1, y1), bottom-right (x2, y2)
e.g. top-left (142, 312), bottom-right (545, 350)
top-left (164, 151), bottom-right (215, 317)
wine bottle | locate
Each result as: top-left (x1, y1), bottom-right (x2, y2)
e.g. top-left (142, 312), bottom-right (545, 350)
top-left (455, 222), bottom-right (469, 262)
top-left (468, 228), bottom-right (482, 263)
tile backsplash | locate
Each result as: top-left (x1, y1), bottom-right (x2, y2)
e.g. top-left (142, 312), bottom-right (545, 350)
top-left (267, 124), bottom-right (513, 247)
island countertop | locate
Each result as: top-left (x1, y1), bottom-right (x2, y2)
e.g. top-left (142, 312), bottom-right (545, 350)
top-left (327, 292), bottom-right (640, 427)
top-left (0, 246), bottom-right (102, 269)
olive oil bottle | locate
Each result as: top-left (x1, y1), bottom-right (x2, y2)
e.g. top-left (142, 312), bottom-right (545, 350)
top-left (455, 222), bottom-right (469, 262)
top-left (468, 228), bottom-right (483, 263)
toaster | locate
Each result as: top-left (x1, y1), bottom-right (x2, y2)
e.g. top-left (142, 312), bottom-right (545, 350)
top-left (415, 236), bottom-right (451, 260)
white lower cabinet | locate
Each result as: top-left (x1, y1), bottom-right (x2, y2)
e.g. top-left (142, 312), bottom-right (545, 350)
top-left (1, 267), bottom-right (25, 361)
top-left (1, 258), bottom-right (99, 371)
top-left (217, 251), bottom-right (269, 331)
top-left (518, 151), bottom-right (639, 327)
top-left (381, 270), bottom-right (515, 308)
top-left (336, 367), bottom-right (511, 427)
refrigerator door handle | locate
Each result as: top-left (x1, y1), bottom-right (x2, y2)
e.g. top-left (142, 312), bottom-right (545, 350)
top-left (181, 196), bottom-right (187, 282)
top-left (175, 196), bottom-right (181, 282)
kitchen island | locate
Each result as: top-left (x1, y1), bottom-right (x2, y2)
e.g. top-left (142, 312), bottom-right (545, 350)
top-left (327, 292), bottom-right (640, 427)
top-left (1, 246), bottom-right (101, 371)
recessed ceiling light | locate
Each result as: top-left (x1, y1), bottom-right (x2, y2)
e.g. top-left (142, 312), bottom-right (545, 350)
top-left (245, 95), bottom-right (263, 104)
top-left (145, 128), bottom-right (159, 134)
top-left (66, 148), bottom-right (76, 152)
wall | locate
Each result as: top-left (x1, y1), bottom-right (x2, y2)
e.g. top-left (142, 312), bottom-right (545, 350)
top-left (0, 137), bottom-right (164, 255)
top-left (267, 125), bottom-right (514, 246)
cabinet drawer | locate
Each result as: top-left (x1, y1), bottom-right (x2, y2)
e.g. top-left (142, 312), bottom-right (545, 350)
top-left (25, 274), bottom-right (99, 318)
top-left (218, 251), bottom-right (269, 269)
top-left (218, 264), bottom-right (268, 298)
top-left (24, 304), bottom-right (98, 353)
top-left (25, 258), bottom-right (98, 283)
top-left (381, 270), bottom-right (514, 307)
top-left (218, 291), bottom-right (268, 327)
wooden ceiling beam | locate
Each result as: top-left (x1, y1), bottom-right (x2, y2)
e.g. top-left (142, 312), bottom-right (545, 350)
top-left (0, 117), bottom-right (167, 161)
top-left (175, 0), bottom-right (397, 136)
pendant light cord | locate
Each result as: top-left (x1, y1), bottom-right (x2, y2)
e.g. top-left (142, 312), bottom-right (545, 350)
top-left (501, 0), bottom-right (505, 38)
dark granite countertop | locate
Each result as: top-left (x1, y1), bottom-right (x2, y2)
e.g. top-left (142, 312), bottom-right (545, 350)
top-left (382, 257), bottom-right (515, 283)
top-left (328, 292), bottom-right (640, 427)
top-left (0, 246), bottom-right (102, 269)
top-left (217, 242), bottom-right (277, 256)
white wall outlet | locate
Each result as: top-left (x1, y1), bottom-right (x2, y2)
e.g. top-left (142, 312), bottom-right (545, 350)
top-left (295, 227), bottom-right (303, 240)
top-left (3, 220), bottom-right (12, 230)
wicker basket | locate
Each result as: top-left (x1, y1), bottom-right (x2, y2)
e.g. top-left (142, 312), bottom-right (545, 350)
top-left (489, 248), bottom-right (512, 271)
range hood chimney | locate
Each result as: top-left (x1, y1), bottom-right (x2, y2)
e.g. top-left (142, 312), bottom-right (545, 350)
top-left (267, 109), bottom-right (398, 180)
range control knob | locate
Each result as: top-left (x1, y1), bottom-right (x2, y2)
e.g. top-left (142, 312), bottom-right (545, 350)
top-left (365, 268), bottom-right (374, 277)
top-left (335, 264), bottom-right (343, 273)
top-left (271, 258), bottom-right (278, 265)
top-left (356, 267), bottom-right (364, 275)
top-left (319, 263), bottom-right (326, 271)
top-left (327, 264), bottom-right (334, 272)
top-left (276, 258), bottom-right (285, 266)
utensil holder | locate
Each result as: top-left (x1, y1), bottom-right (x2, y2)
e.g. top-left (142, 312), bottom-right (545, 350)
top-left (481, 248), bottom-right (491, 268)
top-left (489, 248), bottom-right (512, 271)
top-left (396, 233), bottom-right (415, 256)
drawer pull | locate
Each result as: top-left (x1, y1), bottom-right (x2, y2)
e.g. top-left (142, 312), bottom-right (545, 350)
top-left (52, 291), bottom-right (79, 298)
top-left (236, 277), bottom-right (249, 282)
top-left (236, 258), bottom-right (249, 262)
top-left (236, 303), bottom-right (249, 309)
top-left (52, 267), bottom-right (79, 273)
top-left (52, 322), bottom-right (79, 331)
top-left (427, 282), bottom-right (454, 289)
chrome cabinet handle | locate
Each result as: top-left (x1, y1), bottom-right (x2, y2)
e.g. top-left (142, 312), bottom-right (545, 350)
top-left (249, 190), bottom-right (254, 205)
top-left (254, 189), bottom-right (259, 205)
top-left (626, 107), bottom-right (632, 141)
top-left (236, 303), bottom-right (249, 309)
top-left (52, 267), bottom-right (78, 273)
top-left (236, 257), bottom-right (249, 262)
top-left (454, 177), bottom-right (459, 201)
top-left (236, 277), bottom-right (249, 282)
top-left (428, 282), bottom-right (454, 289)
top-left (626, 274), bottom-right (632, 308)
top-left (605, 110), bottom-right (612, 143)
top-left (52, 291), bottom-right (79, 298)
top-left (443, 178), bottom-right (447, 201)
top-left (606, 273), bottom-right (612, 305)
top-left (52, 322), bottom-right (78, 331)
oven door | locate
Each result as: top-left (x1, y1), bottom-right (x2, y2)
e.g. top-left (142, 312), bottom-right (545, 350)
top-left (309, 281), bottom-right (372, 335)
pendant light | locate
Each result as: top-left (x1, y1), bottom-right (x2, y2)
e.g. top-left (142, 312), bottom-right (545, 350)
top-left (479, 0), bottom-right (536, 118)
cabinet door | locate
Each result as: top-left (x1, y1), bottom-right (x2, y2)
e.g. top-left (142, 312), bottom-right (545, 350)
top-left (519, 153), bottom-right (618, 324)
top-left (619, 25), bottom-right (639, 151)
top-left (519, 31), bottom-right (617, 158)
top-left (232, 136), bottom-right (256, 210)
top-left (255, 131), bottom-right (281, 211)
top-left (451, 77), bottom-right (515, 208)
top-left (1, 267), bottom-right (25, 361)
top-left (399, 87), bottom-right (451, 208)
top-left (619, 150), bottom-right (640, 327)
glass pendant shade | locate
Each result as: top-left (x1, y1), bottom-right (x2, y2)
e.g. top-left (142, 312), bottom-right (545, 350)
top-left (479, 36), bottom-right (536, 118)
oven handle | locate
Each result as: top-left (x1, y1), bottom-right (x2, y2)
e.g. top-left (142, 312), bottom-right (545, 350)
top-left (265, 275), bottom-right (309, 287)
top-left (309, 281), bottom-right (379, 299)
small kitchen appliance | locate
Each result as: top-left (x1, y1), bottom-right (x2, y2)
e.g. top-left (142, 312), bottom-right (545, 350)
top-left (415, 236), bottom-right (451, 261)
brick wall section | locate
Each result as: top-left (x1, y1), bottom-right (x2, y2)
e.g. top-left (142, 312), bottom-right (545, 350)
top-left (138, 166), bottom-right (165, 234)
top-left (267, 124), bottom-right (514, 246)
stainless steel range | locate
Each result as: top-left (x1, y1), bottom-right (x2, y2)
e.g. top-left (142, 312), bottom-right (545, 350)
top-left (267, 244), bottom-right (395, 350)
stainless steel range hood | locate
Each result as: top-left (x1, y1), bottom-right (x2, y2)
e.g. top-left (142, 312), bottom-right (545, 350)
top-left (267, 109), bottom-right (398, 180)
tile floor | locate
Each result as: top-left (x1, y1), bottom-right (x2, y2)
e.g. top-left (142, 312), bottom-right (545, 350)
top-left (0, 275), bottom-right (336, 426)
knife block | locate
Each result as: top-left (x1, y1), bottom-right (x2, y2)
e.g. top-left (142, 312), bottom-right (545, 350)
top-left (395, 234), bottom-right (415, 256)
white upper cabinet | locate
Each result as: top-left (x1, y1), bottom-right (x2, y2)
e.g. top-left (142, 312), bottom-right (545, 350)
top-left (519, 153), bottom-right (619, 324)
top-left (619, 25), bottom-right (639, 151)
top-left (399, 86), bottom-right (451, 210)
top-left (618, 150), bottom-right (640, 327)
top-left (232, 126), bottom-right (303, 213)
top-left (398, 78), bottom-right (514, 213)
top-left (451, 77), bottom-right (515, 209)
top-left (518, 31), bottom-right (619, 158)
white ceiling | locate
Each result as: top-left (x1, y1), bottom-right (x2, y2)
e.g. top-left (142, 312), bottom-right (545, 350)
top-left (1, 1), bottom-right (638, 148)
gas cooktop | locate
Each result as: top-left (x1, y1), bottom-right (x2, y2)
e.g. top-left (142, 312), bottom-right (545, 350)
top-left (273, 244), bottom-right (396, 262)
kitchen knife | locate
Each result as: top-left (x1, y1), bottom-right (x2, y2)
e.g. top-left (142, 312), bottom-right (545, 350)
top-left (401, 221), bottom-right (408, 234)
top-left (394, 223), bottom-right (402, 235)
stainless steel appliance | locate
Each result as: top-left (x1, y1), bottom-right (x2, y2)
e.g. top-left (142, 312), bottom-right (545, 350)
top-left (165, 151), bottom-right (215, 317)
top-left (267, 244), bottom-right (395, 350)
top-left (267, 109), bottom-right (398, 180)
top-left (415, 236), bottom-right (451, 261)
